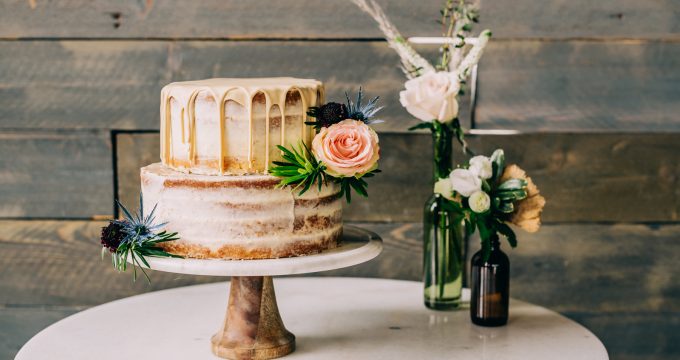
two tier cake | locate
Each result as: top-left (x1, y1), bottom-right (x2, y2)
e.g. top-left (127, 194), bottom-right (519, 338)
top-left (141, 78), bottom-right (342, 259)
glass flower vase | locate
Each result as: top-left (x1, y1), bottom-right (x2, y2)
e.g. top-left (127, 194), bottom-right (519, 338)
top-left (423, 121), bottom-right (465, 310)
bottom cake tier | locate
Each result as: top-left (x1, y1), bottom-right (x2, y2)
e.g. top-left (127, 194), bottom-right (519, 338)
top-left (140, 163), bottom-right (342, 259)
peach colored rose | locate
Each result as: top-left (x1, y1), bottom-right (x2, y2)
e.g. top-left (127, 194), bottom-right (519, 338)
top-left (312, 119), bottom-right (380, 177)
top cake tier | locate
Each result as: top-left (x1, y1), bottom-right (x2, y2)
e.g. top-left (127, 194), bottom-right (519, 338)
top-left (160, 78), bottom-right (324, 175)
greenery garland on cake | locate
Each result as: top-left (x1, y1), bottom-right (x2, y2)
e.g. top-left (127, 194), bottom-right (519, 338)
top-left (100, 195), bottom-right (182, 282)
top-left (270, 89), bottom-right (383, 203)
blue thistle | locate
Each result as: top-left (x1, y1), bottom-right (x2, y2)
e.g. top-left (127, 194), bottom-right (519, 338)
top-left (102, 194), bottom-right (181, 282)
top-left (345, 88), bottom-right (384, 125)
top-left (115, 194), bottom-right (167, 246)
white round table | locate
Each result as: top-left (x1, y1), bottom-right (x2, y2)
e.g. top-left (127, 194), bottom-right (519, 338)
top-left (16, 278), bottom-right (608, 360)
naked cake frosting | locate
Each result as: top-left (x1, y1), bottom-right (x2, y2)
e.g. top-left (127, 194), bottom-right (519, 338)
top-left (141, 78), bottom-right (342, 259)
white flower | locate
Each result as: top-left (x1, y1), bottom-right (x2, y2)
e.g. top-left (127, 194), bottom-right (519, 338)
top-left (434, 178), bottom-right (455, 201)
top-left (469, 155), bottom-right (493, 180)
top-left (449, 168), bottom-right (481, 197)
top-left (468, 190), bottom-right (491, 213)
top-left (399, 72), bottom-right (460, 123)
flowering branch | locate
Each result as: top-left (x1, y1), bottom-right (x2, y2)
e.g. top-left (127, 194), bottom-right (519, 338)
top-left (455, 29), bottom-right (491, 81)
top-left (439, 0), bottom-right (481, 72)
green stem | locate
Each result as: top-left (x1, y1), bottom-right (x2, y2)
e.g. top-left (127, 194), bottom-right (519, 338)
top-left (438, 208), bottom-right (448, 300)
top-left (432, 120), bottom-right (454, 181)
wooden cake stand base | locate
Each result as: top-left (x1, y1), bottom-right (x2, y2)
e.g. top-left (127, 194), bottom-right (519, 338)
top-left (128, 225), bottom-right (383, 360)
top-left (211, 276), bottom-right (295, 359)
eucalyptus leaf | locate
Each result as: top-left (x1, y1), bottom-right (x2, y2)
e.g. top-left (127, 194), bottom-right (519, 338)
top-left (497, 189), bottom-right (528, 201)
top-left (498, 178), bottom-right (527, 191)
top-left (491, 149), bottom-right (505, 179)
top-left (497, 201), bottom-right (515, 213)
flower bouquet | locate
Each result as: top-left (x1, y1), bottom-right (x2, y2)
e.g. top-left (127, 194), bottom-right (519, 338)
top-left (353, 0), bottom-right (491, 309)
top-left (435, 149), bottom-right (545, 325)
top-left (354, 0), bottom-right (548, 317)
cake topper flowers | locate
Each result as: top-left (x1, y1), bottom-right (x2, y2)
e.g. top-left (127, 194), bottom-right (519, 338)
top-left (435, 149), bottom-right (546, 260)
top-left (100, 194), bottom-right (182, 282)
top-left (270, 89), bottom-right (382, 203)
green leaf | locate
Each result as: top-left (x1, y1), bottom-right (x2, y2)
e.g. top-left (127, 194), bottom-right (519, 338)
top-left (280, 174), bottom-right (308, 185)
top-left (498, 178), bottom-right (527, 191)
top-left (348, 179), bottom-right (368, 197)
top-left (299, 178), bottom-right (313, 195)
top-left (497, 189), bottom-right (528, 201)
top-left (491, 149), bottom-right (505, 179)
top-left (496, 221), bottom-right (518, 248)
top-left (464, 218), bottom-right (476, 237)
top-left (496, 201), bottom-right (514, 213)
top-left (342, 182), bottom-right (351, 203)
top-left (408, 122), bottom-right (434, 131)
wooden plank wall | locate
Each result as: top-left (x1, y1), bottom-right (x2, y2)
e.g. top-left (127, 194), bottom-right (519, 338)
top-left (1, 1), bottom-right (679, 359)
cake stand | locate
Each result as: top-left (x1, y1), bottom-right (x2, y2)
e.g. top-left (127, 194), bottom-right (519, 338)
top-left (131, 225), bottom-right (382, 360)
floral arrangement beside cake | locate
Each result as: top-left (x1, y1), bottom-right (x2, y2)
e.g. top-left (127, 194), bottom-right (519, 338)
top-left (99, 78), bottom-right (383, 280)
top-left (353, 0), bottom-right (546, 324)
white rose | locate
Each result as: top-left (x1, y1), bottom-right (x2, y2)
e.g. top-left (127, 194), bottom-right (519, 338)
top-left (399, 72), bottom-right (460, 123)
top-left (434, 178), bottom-right (455, 201)
top-left (469, 155), bottom-right (493, 180)
top-left (469, 190), bottom-right (491, 213)
top-left (449, 168), bottom-right (481, 197)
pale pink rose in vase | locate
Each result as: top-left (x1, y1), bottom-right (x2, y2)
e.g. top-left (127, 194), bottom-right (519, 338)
top-left (399, 72), bottom-right (460, 123)
top-left (312, 119), bottom-right (380, 177)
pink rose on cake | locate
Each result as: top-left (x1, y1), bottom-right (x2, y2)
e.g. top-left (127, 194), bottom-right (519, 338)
top-left (312, 119), bottom-right (380, 177)
top-left (270, 89), bottom-right (383, 203)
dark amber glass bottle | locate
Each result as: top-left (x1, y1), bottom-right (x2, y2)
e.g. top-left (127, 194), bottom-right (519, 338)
top-left (470, 235), bottom-right (509, 326)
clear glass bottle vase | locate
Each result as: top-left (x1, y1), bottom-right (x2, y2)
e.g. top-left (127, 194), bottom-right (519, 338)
top-left (423, 122), bottom-right (465, 310)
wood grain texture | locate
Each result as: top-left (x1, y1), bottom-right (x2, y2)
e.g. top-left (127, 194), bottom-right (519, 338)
top-left (1, 0), bottom-right (678, 39)
top-left (0, 130), bottom-right (113, 218)
top-left (3, 39), bottom-right (678, 132)
top-left (0, 0), bottom-right (441, 39)
top-left (476, 40), bottom-right (680, 131)
top-left (117, 132), bottom-right (680, 223)
top-left (211, 276), bottom-right (295, 360)
top-left (481, 0), bottom-right (680, 40)
top-left (0, 40), bottom-right (471, 132)
top-left (566, 312), bottom-right (680, 360)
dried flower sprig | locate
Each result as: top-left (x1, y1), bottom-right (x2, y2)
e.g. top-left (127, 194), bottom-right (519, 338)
top-left (101, 194), bottom-right (182, 282)
top-left (350, 0), bottom-right (435, 78)
top-left (438, 0), bottom-right (480, 72)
